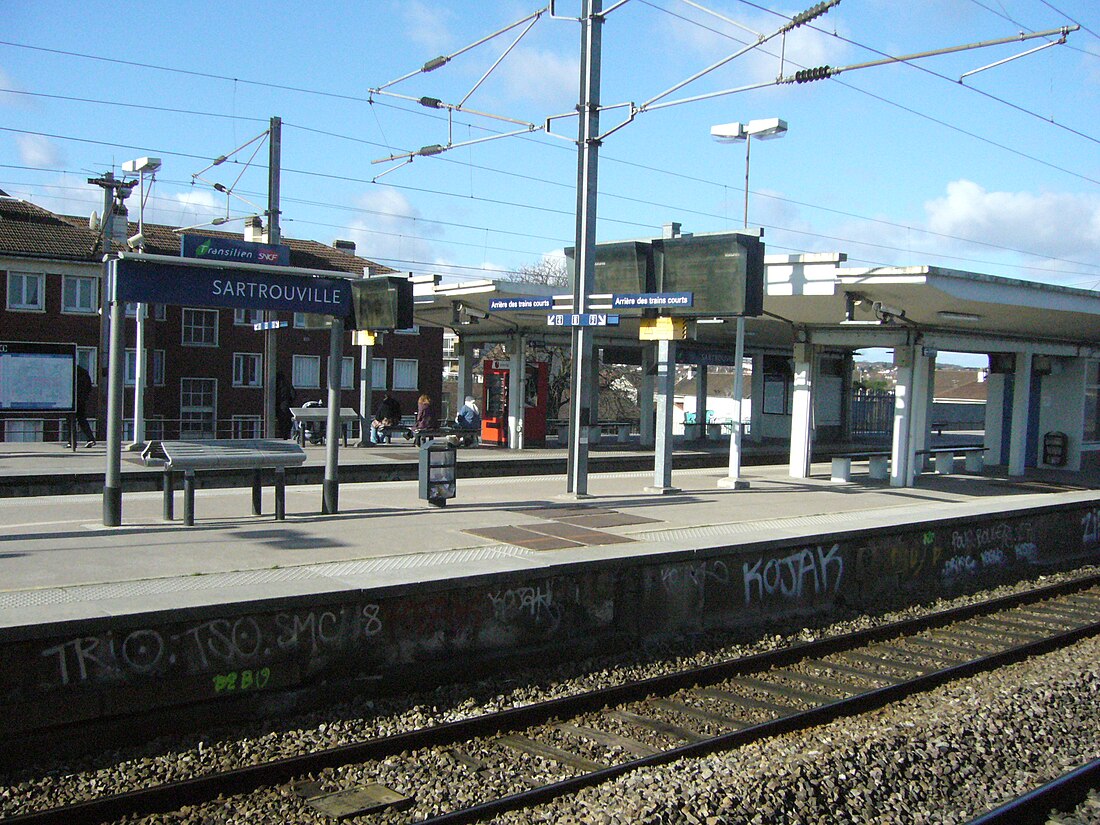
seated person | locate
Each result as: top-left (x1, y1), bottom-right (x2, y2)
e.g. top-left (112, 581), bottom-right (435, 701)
top-left (412, 394), bottom-right (438, 446)
top-left (453, 396), bottom-right (481, 445)
top-left (370, 392), bottom-right (402, 444)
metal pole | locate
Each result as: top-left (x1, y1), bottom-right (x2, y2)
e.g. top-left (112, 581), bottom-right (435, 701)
top-left (322, 316), bottom-right (343, 514)
top-left (743, 134), bottom-right (751, 228)
top-left (720, 315), bottom-right (749, 489)
top-left (566, 0), bottom-right (603, 496)
top-left (103, 279), bottom-right (125, 526)
top-left (264, 116), bottom-right (282, 439)
top-left (357, 339), bottom-right (373, 446)
top-left (132, 169), bottom-right (148, 450)
top-left (646, 338), bottom-right (680, 494)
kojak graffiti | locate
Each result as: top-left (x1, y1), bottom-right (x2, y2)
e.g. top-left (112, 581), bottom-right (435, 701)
top-left (2, 499), bottom-right (1097, 737)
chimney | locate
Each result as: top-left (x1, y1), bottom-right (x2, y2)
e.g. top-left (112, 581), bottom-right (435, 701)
top-left (333, 239), bottom-right (356, 255)
top-left (662, 222), bottom-right (682, 239)
top-left (245, 215), bottom-right (265, 243)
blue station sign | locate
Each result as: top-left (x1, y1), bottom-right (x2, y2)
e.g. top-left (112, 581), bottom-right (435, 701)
top-left (181, 234), bottom-right (290, 266)
top-left (108, 258), bottom-right (352, 317)
top-left (611, 292), bottom-right (693, 309)
top-left (489, 297), bottom-right (554, 311)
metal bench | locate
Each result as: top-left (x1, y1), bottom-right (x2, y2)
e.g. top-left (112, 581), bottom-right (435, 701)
top-left (141, 439), bottom-right (307, 526)
top-left (917, 445), bottom-right (988, 475)
top-left (830, 450), bottom-right (891, 483)
top-left (290, 406), bottom-right (361, 447)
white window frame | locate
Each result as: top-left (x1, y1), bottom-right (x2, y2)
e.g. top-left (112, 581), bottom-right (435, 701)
top-left (77, 347), bottom-right (98, 386)
top-left (371, 358), bottom-right (387, 389)
top-left (233, 352), bottom-right (264, 388)
top-left (394, 324), bottom-right (421, 335)
top-left (328, 356), bottom-right (355, 390)
top-left (180, 377), bottom-right (217, 439)
top-left (292, 354), bottom-right (321, 389)
top-left (7, 271), bottom-right (44, 311)
top-left (181, 307), bottom-right (219, 347)
top-left (4, 419), bottom-right (44, 442)
top-left (234, 308), bottom-right (264, 326)
top-left (231, 415), bottom-right (263, 439)
top-left (62, 275), bottom-right (98, 314)
top-left (393, 358), bottom-right (419, 391)
top-left (151, 349), bottom-right (165, 387)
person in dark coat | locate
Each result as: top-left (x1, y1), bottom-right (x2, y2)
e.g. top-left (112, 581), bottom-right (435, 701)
top-left (275, 371), bottom-right (294, 439)
top-left (370, 392), bottom-right (403, 444)
top-left (412, 394), bottom-right (437, 445)
top-left (75, 365), bottom-right (95, 447)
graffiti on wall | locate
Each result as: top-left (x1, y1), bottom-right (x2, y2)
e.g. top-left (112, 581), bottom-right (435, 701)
top-left (742, 544), bottom-right (843, 607)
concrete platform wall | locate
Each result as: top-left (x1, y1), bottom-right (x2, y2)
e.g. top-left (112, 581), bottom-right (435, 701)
top-left (3, 497), bottom-right (1097, 740)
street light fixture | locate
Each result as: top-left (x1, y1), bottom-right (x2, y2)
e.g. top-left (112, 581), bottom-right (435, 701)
top-left (120, 157), bottom-right (161, 450)
top-left (710, 118), bottom-right (787, 490)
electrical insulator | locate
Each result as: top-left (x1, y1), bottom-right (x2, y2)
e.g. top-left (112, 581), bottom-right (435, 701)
top-left (795, 65), bottom-right (832, 83)
top-left (419, 97), bottom-right (444, 109)
top-left (791, 0), bottom-right (840, 27)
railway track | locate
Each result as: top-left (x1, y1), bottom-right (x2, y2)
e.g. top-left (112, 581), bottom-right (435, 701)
top-left (7, 573), bottom-right (1100, 825)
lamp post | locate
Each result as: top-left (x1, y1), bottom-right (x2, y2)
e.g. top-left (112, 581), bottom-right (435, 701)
top-left (710, 119), bottom-right (787, 489)
top-left (121, 157), bottom-right (161, 450)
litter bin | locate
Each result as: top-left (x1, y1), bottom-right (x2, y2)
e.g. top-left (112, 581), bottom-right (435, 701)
top-left (1043, 431), bottom-right (1068, 467)
top-left (419, 440), bottom-right (457, 507)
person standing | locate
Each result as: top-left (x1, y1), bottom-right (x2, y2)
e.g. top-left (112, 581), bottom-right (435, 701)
top-left (75, 364), bottom-right (95, 447)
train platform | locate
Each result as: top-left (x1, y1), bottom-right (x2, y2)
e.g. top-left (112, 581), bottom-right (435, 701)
top-left (1, 436), bottom-right (1096, 633)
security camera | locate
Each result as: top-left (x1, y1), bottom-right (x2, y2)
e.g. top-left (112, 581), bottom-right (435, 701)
top-left (872, 301), bottom-right (905, 321)
top-left (127, 233), bottom-right (144, 250)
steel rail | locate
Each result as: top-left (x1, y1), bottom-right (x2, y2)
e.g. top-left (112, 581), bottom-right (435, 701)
top-left (964, 757), bottom-right (1100, 825)
top-left (5, 572), bottom-right (1099, 825)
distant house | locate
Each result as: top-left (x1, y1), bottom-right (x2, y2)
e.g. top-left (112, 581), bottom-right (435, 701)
top-left (0, 195), bottom-right (441, 442)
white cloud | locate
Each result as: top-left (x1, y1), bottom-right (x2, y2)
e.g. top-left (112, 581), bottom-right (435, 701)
top-left (496, 46), bottom-right (577, 110)
top-left (343, 187), bottom-right (442, 270)
top-left (398, 0), bottom-right (457, 53)
top-left (923, 179), bottom-right (1100, 268)
top-left (17, 134), bottom-right (62, 168)
top-left (0, 66), bottom-right (28, 107)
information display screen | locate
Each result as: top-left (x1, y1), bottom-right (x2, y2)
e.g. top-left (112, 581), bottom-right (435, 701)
top-left (349, 277), bottom-right (414, 331)
top-left (0, 341), bottom-right (77, 412)
top-left (653, 233), bottom-right (765, 317)
top-left (565, 241), bottom-right (654, 313)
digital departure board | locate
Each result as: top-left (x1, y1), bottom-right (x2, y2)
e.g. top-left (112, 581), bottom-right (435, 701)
top-left (349, 276), bottom-right (414, 331)
top-left (653, 233), bottom-right (765, 317)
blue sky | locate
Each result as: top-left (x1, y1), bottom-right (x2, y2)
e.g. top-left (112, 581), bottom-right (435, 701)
top-left (3, 0), bottom-right (1099, 302)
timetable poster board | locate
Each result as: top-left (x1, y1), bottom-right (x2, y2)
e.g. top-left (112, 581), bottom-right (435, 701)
top-left (0, 342), bottom-right (77, 412)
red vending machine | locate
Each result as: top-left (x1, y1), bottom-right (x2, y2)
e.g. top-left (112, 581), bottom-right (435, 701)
top-left (481, 360), bottom-right (549, 446)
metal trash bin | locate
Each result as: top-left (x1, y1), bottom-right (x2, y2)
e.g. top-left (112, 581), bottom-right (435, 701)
top-left (419, 440), bottom-right (457, 507)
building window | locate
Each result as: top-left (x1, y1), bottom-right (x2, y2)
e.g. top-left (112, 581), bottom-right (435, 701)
top-left (62, 275), bottom-right (98, 314)
top-left (125, 350), bottom-right (138, 387)
top-left (231, 415), bottom-right (262, 439)
top-left (234, 308), bottom-right (264, 326)
top-left (1085, 361), bottom-right (1100, 443)
top-left (152, 349), bottom-right (165, 386)
top-left (293, 355), bottom-right (321, 389)
top-left (328, 356), bottom-right (355, 389)
top-left (7, 271), bottom-right (44, 311)
top-left (393, 358), bottom-right (419, 391)
top-left (154, 304), bottom-right (166, 321)
top-left (233, 353), bottom-right (263, 387)
top-left (182, 308), bottom-right (219, 346)
top-left (372, 358), bottom-right (387, 389)
top-left (180, 377), bottom-right (217, 439)
top-left (4, 419), bottom-right (43, 442)
top-left (77, 347), bottom-right (98, 385)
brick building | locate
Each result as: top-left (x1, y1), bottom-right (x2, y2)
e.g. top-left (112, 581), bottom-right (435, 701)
top-left (0, 195), bottom-right (441, 442)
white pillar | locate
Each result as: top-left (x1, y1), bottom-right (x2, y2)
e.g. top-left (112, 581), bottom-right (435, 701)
top-left (508, 338), bottom-right (525, 450)
top-left (720, 316), bottom-right (748, 489)
top-left (788, 343), bottom-right (814, 479)
top-left (749, 353), bottom-right (764, 442)
top-left (890, 346), bottom-right (917, 487)
top-left (647, 338), bottom-right (680, 493)
top-left (911, 349), bottom-right (935, 471)
top-left (639, 344), bottom-right (656, 448)
top-left (1008, 351), bottom-right (1033, 476)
